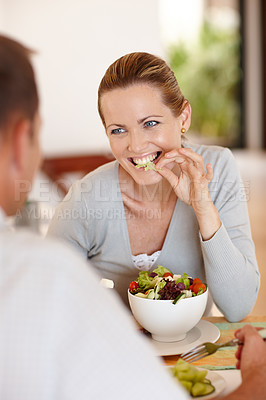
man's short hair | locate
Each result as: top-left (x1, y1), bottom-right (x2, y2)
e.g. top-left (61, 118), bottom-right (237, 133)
top-left (0, 35), bottom-right (39, 135)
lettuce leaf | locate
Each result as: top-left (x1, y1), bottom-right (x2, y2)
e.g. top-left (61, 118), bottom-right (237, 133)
top-left (135, 161), bottom-right (161, 172)
top-left (153, 265), bottom-right (172, 277)
top-left (138, 271), bottom-right (157, 291)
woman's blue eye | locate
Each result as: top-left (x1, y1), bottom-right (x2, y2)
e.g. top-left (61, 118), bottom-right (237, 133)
top-left (111, 127), bottom-right (126, 134)
top-left (145, 120), bottom-right (158, 127)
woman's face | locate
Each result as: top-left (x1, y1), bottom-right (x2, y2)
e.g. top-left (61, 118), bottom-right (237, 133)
top-left (101, 84), bottom-right (190, 185)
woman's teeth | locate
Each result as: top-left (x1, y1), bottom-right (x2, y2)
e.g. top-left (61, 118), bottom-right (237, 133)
top-left (133, 153), bottom-right (158, 166)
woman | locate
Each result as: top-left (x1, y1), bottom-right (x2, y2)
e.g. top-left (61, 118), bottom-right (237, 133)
top-left (48, 52), bottom-right (259, 321)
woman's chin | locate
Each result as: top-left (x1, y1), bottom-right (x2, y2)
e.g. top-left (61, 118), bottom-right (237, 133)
top-left (119, 162), bottom-right (163, 186)
top-left (132, 170), bottom-right (163, 186)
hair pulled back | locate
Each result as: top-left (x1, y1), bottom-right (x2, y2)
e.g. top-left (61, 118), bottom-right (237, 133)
top-left (98, 52), bottom-right (187, 126)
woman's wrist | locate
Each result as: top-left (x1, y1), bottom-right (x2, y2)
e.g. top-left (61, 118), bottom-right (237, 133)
top-left (195, 203), bottom-right (222, 241)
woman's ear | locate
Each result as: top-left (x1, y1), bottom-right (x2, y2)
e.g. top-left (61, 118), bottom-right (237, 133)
top-left (180, 102), bottom-right (192, 133)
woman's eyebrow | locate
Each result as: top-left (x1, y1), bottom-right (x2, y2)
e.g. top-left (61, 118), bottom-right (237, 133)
top-left (137, 115), bottom-right (163, 124)
top-left (106, 123), bottom-right (126, 129)
top-left (106, 115), bottom-right (163, 129)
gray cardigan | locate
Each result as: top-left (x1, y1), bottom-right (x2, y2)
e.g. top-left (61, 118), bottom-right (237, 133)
top-left (48, 142), bottom-right (260, 322)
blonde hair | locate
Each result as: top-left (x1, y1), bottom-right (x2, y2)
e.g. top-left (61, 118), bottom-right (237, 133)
top-left (98, 52), bottom-right (188, 126)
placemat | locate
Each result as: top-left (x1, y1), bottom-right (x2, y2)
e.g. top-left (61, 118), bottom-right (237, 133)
top-left (192, 321), bottom-right (266, 370)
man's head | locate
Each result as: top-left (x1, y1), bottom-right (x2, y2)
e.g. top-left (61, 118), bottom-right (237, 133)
top-left (0, 35), bottom-right (41, 215)
top-left (0, 35), bottom-right (39, 133)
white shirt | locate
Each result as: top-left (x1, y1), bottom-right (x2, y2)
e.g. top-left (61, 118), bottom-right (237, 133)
top-left (0, 209), bottom-right (188, 399)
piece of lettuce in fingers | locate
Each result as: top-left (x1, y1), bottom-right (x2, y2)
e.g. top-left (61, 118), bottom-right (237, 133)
top-left (135, 161), bottom-right (161, 172)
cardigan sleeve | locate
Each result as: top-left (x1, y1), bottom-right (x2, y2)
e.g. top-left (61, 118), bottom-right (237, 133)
top-left (200, 148), bottom-right (260, 322)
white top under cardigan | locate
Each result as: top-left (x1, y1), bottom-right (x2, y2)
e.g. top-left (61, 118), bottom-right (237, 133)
top-left (48, 141), bottom-right (260, 322)
top-left (132, 250), bottom-right (161, 270)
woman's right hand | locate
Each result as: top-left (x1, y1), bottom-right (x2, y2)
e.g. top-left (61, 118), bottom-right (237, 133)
top-left (156, 147), bottom-right (221, 240)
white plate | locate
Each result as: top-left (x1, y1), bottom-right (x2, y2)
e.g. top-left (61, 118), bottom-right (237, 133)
top-left (150, 320), bottom-right (220, 356)
top-left (201, 371), bottom-right (226, 399)
top-left (168, 367), bottom-right (226, 399)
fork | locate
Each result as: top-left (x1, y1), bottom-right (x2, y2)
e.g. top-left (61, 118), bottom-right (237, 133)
top-left (181, 328), bottom-right (266, 363)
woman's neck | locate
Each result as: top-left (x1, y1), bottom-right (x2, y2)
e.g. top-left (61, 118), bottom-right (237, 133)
top-left (119, 165), bottom-right (177, 204)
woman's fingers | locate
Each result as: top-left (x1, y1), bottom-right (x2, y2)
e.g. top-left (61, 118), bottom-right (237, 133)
top-left (158, 153), bottom-right (211, 184)
top-left (156, 148), bottom-right (213, 205)
top-left (205, 163), bottom-right (213, 182)
top-left (178, 148), bottom-right (205, 168)
top-left (157, 165), bottom-right (179, 189)
top-left (158, 148), bottom-right (206, 173)
top-left (156, 153), bottom-right (186, 169)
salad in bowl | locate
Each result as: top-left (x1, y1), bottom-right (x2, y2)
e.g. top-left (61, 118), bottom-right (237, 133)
top-left (128, 266), bottom-right (208, 342)
top-left (128, 265), bottom-right (207, 303)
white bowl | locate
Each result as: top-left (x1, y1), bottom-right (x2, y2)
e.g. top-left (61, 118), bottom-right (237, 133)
top-left (128, 289), bottom-right (208, 342)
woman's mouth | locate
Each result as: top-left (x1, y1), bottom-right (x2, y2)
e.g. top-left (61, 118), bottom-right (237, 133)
top-left (128, 151), bottom-right (162, 167)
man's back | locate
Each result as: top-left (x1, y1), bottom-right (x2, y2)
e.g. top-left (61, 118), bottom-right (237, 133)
top-left (0, 212), bottom-right (186, 399)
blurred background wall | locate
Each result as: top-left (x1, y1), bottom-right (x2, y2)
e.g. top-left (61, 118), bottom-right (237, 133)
top-left (0, 0), bottom-right (264, 155)
top-left (1, 0), bottom-right (265, 316)
top-left (0, 0), bottom-right (163, 155)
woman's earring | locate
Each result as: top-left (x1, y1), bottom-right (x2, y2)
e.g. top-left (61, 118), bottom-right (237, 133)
top-left (181, 128), bottom-right (186, 134)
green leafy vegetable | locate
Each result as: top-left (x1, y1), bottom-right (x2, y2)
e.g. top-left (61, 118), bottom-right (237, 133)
top-left (135, 161), bottom-right (161, 172)
top-left (138, 271), bottom-right (157, 291)
top-left (128, 267), bottom-right (207, 301)
top-left (153, 265), bottom-right (172, 277)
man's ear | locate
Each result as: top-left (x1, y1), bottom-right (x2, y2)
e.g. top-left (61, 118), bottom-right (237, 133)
top-left (180, 102), bottom-right (192, 133)
top-left (11, 119), bottom-right (31, 176)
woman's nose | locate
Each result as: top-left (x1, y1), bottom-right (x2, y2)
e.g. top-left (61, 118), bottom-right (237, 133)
top-left (127, 130), bottom-right (148, 153)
